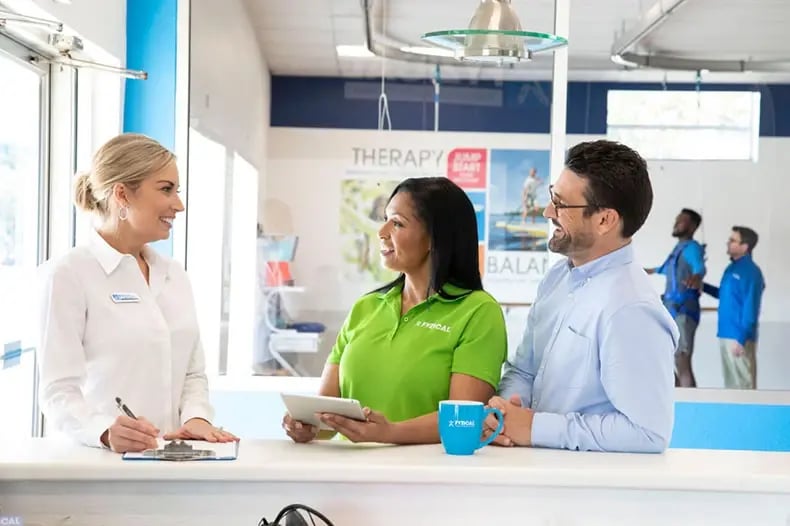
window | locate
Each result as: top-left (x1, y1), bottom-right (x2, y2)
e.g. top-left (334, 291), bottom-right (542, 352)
top-left (0, 37), bottom-right (48, 440)
top-left (185, 129), bottom-right (258, 377)
top-left (607, 90), bottom-right (761, 161)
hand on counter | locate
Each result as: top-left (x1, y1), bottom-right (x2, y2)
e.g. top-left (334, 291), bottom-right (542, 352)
top-left (319, 407), bottom-right (393, 443)
top-left (484, 395), bottom-right (534, 447)
top-left (101, 415), bottom-right (159, 453)
top-left (163, 418), bottom-right (239, 443)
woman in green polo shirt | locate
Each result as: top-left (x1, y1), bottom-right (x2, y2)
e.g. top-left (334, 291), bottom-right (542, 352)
top-left (283, 177), bottom-right (507, 444)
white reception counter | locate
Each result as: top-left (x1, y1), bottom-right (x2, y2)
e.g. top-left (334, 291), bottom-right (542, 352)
top-left (1, 437), bottom-right (790, 525)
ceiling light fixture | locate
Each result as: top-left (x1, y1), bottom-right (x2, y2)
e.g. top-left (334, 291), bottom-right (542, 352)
top-left (421, 0), bottom-right (567, 66)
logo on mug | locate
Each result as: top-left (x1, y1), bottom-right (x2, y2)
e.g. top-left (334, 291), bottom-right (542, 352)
top-left (448, 419), bottom-right (476, 428)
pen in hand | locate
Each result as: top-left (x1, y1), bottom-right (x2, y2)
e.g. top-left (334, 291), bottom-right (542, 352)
top-left (115, 396), bottom-right (137, 419)
top-left (115, 396), bottom-right (160, 437)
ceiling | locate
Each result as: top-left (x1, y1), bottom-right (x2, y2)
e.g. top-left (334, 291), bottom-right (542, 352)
top-left (242, 0), bottom-right (790, 83)
top-left (642, 0), bottom-right (790, 61)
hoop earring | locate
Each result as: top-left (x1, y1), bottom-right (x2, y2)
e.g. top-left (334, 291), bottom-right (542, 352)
top-left (118, 206), bottom-right (128, 221)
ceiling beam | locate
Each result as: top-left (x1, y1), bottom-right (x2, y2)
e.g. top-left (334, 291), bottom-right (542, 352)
top-left (610, 0), bottom-right (790, 72)
top-left (610, 0), bottom-right (688, 58)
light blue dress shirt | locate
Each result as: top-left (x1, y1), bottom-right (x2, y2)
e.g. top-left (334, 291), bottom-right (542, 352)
top-left (498, 243), bottom-right (678, 453)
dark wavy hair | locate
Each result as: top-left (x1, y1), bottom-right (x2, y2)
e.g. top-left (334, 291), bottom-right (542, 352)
top-left (374, 177), bottom-right (483, 299)
top-left (565, 140), bottom-right (653, 238)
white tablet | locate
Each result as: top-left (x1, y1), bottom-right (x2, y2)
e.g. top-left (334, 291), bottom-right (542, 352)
top-left (281, 393), bottom-right (367, 430)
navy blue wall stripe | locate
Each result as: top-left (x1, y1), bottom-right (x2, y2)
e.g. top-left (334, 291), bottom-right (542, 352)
top-left (124, 0), bottom-right (177, 256)
top-left (271, 76), bottom-right (790, 137)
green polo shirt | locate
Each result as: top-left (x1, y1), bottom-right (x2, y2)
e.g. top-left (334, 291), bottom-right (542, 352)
top-left (327, 283), bottom-right (507, 423)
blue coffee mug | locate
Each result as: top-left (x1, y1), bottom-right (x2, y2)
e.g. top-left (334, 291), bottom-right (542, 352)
top-left (438, 400), bottom-right (504, 455)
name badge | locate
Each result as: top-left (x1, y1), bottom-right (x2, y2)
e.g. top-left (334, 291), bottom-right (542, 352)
top-left (111, 292), bottom-right (141, 304)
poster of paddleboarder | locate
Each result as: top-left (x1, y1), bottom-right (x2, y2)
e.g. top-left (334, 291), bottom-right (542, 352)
top-left (484, 148), bottom-right (551, 303)
top-left (488, 149), bottom-right (550, 251)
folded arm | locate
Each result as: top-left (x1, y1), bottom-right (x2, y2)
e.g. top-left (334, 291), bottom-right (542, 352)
top-left (530, 303), bottom-right (677, 453)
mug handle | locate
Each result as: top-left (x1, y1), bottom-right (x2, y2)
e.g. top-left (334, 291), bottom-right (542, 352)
top-left (478, 407), bottom-right (504, 449)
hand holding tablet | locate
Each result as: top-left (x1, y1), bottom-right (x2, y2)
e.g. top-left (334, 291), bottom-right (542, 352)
top-left (281, 393), bottom-right (367, 431)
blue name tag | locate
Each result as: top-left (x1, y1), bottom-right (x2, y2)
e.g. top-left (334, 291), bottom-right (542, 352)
top-left (111, 292), bottom-right (141, 304)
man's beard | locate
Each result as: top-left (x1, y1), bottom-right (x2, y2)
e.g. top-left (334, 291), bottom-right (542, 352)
top-left (548, 220), bottom-right (594, 256)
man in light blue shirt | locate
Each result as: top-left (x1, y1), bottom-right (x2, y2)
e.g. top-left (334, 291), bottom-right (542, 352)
top-left (486, 140), bottom-right (678, 453)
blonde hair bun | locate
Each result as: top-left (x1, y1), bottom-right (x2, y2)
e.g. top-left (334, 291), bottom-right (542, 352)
top-left (73, 171), bottom-right (100, 213)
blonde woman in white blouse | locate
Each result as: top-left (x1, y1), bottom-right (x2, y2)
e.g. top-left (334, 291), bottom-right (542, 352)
top-left (37, 133), bottom-right (237, 452)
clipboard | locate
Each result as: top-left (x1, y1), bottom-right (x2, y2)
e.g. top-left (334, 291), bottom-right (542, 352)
top-left (122, 439), bottom-right (239, 461)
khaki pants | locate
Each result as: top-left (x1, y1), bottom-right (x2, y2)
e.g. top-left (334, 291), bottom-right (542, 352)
top-left (719, 338), bottom-right (757, 390)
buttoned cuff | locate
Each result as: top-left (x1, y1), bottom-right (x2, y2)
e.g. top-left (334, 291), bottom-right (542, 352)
top-left (530, 412), bottom-right (566, 449)
top-left (180, 403), bottom-right (214, 427)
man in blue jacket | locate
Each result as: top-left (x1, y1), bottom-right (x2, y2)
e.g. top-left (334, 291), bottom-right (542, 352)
top-left (646, 209), bottom-right (706, 388)
top-left (699, 226), bottom-right (765, 390)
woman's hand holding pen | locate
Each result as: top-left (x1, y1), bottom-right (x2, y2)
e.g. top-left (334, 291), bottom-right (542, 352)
top-left (163, 418), bottom-right (239, 443)
top-left (101, 415), bottom-right (160, 453)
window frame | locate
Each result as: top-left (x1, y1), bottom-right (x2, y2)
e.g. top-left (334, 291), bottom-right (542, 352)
top-left (0, 33), bottom-right (51, 438)
top-left (606, 89), bottom-right (762, 162)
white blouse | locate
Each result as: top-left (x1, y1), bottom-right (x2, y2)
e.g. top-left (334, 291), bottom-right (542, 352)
top-left (37, 230), bottom-right (213, 447)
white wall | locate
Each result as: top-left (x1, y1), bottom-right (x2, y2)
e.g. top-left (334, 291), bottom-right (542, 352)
top-left (189, 0), bottom-right (268, 170)
top-left (265, 128), bottom-right (790, 390)
top-left (188, 0), bottom-right (270, 376)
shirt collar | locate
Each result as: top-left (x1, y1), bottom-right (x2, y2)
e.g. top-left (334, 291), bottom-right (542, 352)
top-left (732, 253), bottom-right (753, 266)
top-left (378, 280), bottom-right (471, 304)
top-left (87, 229), bottom-right (161, 275)
top-left (567, 242), bottom-right (634, 287)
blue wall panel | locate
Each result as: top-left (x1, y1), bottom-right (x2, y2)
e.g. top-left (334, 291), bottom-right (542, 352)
top-left (124, 0), bottom-right (177, 256)
top-left (124, 0), bottom-right (177, 149)
top-left (671, 402), bottom-right (790, 451)
top-left (271, 76), bottom-right (790, 137)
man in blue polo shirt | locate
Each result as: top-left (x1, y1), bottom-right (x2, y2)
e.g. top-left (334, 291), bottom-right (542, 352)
top-left (698, 226), bottom-right (765, 390)
top-left (646, 208), bottom-right (706, 388)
